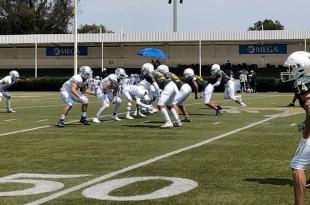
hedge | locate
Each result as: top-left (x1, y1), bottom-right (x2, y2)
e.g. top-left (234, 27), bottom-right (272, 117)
top-left (6, 76), bottom-right (295, 92)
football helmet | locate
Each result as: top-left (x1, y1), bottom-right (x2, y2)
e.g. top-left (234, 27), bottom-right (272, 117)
top-left (115, 67), bottom-right (127, 80)
top-left (211, 64), bottom-right (221, 75)
top-left (280, 51), bottom-right (310, 82)
top-left (141, 63), bottom-right (154, 73)
top-left (183, 68), bottom-right (195, 79)
top-left (95, 75), bottom-right (100, 80)
top-left (79, 66), bottom-right (93, 79)
top-left (156, 64), bottom-right (169, 74)
top-left (9, 70), bottom-right (20, 80)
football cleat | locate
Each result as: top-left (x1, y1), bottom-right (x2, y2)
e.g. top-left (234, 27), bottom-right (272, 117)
top-left (80, 117), bottom-right (91, 125)
top-left (111, 115), bottom-right (121, 121)
top-left (241, 102), bottom-right (247, 109)
top-left (287, 103), bottom-right (295, 107)
top-left (6, 109), bottom-right (16, 113)
top-left (57, 119), bottom-right (65, 128)
top-left (183, 116), bottom-right (191, 122)
top-left (160, 121), bottom-right (173, 128)
top-left (92, 117), bottom-right (101, 123)
top-left (174, 119), bottom-right (182, 127)
top-left (125, 114), bottom-right (134, 120)
top-left (216, 109), bottom-right (224, 116)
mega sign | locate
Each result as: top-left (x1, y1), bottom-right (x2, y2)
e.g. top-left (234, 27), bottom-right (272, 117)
top-left (239, 44), bottom-right (287, 54)
top-left (46, 46), bottom-right (88, 56)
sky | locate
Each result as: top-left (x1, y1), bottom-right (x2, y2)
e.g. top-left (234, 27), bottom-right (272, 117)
top-left (78, 0), bottom-right (310, 33)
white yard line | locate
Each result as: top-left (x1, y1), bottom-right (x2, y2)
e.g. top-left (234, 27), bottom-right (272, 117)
top-left (25, 111), bottom-right (302, 205)
top-left (290, 123), bottom-right (297, 127)
top-left (4, 119), bottom-right (17, 122)
top-left (36, 119), bottom-right (49, 123)
top-left (213, 122), bottom-right (222, 125)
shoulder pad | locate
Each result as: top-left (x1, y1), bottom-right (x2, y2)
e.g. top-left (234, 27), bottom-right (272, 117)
top-left (294, 75), bottom-right (310, 95)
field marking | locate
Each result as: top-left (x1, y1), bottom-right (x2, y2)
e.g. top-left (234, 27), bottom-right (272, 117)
top-left (290, 123), bottom-right (297, 127)
top-left (25, 110), bottom-right (302, 205)
top-left (36, 119), bottom-right (49, 123)
top-left (4, 119), bottom-right (17, 122)
top-left (213, 122), bottom-right (222, 125)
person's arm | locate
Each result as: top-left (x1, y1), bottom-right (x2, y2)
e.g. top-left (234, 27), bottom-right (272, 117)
top-left (302, 92), bottom-right (310, 139)
top-left (212, 75), bottom-right (222, 87)
top-left (102, 80), bottom-right (112, 94)
top-left (152, 80), bottom-right (161, 96)
top-left (192, 80), bottom-right (199, 99)
top-left (70, 82), bottom-right (81, 98)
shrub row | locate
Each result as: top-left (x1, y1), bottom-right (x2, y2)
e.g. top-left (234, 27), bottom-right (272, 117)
top-left (7, 76), bottom-right (295, 93)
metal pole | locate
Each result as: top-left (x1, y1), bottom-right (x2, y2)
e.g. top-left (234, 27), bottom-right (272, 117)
top-left (305, 38), bottom-right (307, 52)
top-left (100, 27), bottom-right (103, 70)
top-left (199, 40), bottom-right (202, 77)
top-left (35, 42), bottom-right (37, 78)
top-left (74, 0), bottom-right (78, 75)
top-left (173, 0), bottom-right (177, 32)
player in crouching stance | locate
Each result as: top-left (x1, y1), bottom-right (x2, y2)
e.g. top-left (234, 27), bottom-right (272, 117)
top-left (141, 63), bottom-right (181, 128)
top-left (157, 64), bottom-right (192, 122)
top-left (183, 68), bottom-right (223, 116)
top-left (92, 68), bottom-right (125, 123)
top-left (211, 64), bottom-right (246, 108)
top-left (0, 70), bottom-right (20, 113)
top-left (58, 66), bottom-right (93, 128)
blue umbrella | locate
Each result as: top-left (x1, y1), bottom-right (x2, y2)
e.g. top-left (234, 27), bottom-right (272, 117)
top-left (137, 48), bottom-right (168, 59)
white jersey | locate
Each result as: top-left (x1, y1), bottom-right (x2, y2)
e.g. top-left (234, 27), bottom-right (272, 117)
top-left (99, 74), bottom-right (119, 92)
top-left (0, 76), bottom-right (15, 90)
top-left (124, 85), bottom-right (147, 99)
top-left (61, 74), bottom-right (89, 91)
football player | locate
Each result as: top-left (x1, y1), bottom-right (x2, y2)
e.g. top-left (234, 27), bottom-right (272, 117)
top-left (140, 63), bottom-right (181, 128)
top-left (157, 64), bottom-right (192, 122)
top-left (211, 64), bottom-right (246, 108)
top-left (0, 70), bottom-right (20, 113)
top-left (57, 66), bottom-right (94, 128)
top-left (92, 68), bottom-right (125, 123)
top-left (183, 68), bottom-right (224, 116)
top-left (284, 51), bottom-right (310, 205)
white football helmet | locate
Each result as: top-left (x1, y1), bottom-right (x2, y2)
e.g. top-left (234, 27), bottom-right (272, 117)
top-left (95, 75), bottom-right (100, 80)
top-left (141, 63), bottom-right (154, 73)
top-left (115, 67), bottom-right (127, 80)
top-left (9, 70), bottom-right (20, 80)
top-left (211, 64), bottom-right (221, 75)
top-left (79, 66), bottom-right (93, 79)
top-left (183, 68), bottom-right (195, 79)
top-left (280, 51), bottom-right (310, 82)
top-left (156, 64), bottom-right (169, 74)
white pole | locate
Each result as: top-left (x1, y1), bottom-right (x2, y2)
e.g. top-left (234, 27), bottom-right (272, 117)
top-left (100, 27), bottom-right (103, 70)
top-left (199, 40), bottom-right (202, 77)
top-left (305, 38), bottom-right (307, 52)
top-left (173, 0), bottom-right (177, 32)
top-left (35, 42), bottom-right (38, 78)
top-left (74, 0), bottom-right (78, 75)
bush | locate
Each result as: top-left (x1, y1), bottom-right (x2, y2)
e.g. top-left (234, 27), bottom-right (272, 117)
top-left (9, 77), bottom-right (68, 91)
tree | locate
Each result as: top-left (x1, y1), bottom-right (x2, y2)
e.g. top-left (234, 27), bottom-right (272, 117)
top-left (78, 24), bottom-right (113, 33)
top-left (0, 0), bottom-right (74, 34)
top-left (248, 19), bottom-right (284, 31)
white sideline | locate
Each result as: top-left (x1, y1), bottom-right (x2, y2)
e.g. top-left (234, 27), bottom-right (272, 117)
top-left (25, 111), bottom-right (301, 205)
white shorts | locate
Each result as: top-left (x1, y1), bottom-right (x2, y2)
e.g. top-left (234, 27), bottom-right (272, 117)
top-left (157, 82), bottom-right (178, 106)
top-left (97, 90), bottom-right (121, 107)
top-left (224, 80), bottom-right (236, 100)
top-left (173, 83), bottom-right (192, 105)
top-left (60, 88), bottom-right (88, 106)
top-left (203, 84), bottom-right (214, 104)
top-left (0, 90), bottom-right (11, 98)
top-left (291, 138), bottom-right (310, 170)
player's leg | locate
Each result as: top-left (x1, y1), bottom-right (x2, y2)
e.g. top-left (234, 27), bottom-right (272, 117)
top-left (174, 83), bottom-right (192, 122)
top-left (166, 82), bottom-right (182, 127)
top-left (93, 93), bottom-right (110, 123)
top-left (225, 80), bottom-right (246, 108)
top-left (157, 85), bottom-right (174, 128)
top-left (58, 89), bottom-right (74, 127)
top-left (2, 91), bottom-right (15, 113)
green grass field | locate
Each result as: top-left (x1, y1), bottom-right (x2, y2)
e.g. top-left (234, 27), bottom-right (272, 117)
top-left (0, 92), bottom-right (307, 205)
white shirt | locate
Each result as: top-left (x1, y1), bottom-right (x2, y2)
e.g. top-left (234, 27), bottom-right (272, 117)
top-left (0, 76), bottom-right (14, 90)
top-left (62, 74), bottom-right (89, 91)
top-left (239, 74), bottom-right (247, 83)
top-left (99, 74), bottom-right (118, 92)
